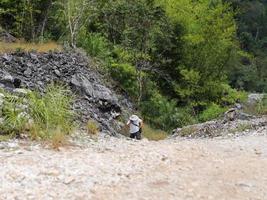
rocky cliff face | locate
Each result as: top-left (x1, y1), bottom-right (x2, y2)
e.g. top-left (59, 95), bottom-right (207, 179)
top-left (0, 51), bottom-right (133, 135)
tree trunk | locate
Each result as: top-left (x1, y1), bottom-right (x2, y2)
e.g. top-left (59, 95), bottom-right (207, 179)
top-left (38, 0), bottom-right (52, 43)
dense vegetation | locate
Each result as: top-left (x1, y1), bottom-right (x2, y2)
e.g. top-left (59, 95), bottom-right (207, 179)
top-left (0, 0), bottom-right (266, 131)
top-left (0, 85), bottom-right (74, 146)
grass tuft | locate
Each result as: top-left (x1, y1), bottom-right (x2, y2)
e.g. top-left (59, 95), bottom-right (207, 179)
top-left (50, 127), bottom-right (67, 150)
top-left (27, 84), bottom-right (75, 140)
top-left (86, 120), bottom-right (99, 135)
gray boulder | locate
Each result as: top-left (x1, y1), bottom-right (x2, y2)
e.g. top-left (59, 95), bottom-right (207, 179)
top-left (71, 74), bottom-right (94, 97)
top-left (0, 71), bottom-right (14, 89)
top-left (223, 108), bottom-right (254, 122)
top-left (247, 93), bottom-right (265, 105)
top-left (70, 74), bottom-right (120, 110)
top-left (12, 88), bottom-right (30, 96)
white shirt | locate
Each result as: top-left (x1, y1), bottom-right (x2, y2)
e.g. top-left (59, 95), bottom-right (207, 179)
top-left (127, 118), bottom-right (142, 134)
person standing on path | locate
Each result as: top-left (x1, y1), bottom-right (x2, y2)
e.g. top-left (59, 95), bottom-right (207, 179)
top-left (127, 114), bottom-right (143, 140)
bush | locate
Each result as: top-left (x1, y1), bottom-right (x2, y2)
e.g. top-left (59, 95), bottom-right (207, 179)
top-left (77, 32), bottom-right (111, 61)
top-left (198, 103), bottom-right (227, 122)
top-left (172, 107), bottom-right (197, 128)
top-left (0, 93), bottom-right (28, 135)
top-left (109, 63), bottom-right (139, 97)
top-left (27, 84), bottom-right (75, 139)
top-left (220, 84), bottom-right (247, 105)
top-left (141, 92), bottom-right (196, 131)
top-left (0, 84), bottom-right (75, 144)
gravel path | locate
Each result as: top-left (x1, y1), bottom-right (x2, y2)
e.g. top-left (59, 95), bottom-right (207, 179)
top-left (1, 132), bottom-right (267, 200)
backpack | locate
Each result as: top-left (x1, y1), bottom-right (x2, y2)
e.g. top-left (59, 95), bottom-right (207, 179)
top-left (130, 120), bottom-right (142, 133)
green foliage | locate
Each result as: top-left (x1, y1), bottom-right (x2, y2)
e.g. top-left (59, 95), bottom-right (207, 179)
top-left (109, 63), bottom-right (139, 97)
top-left (141, 91), bottom-right (196, 131)
top-left (198, 103), bottom-right (226, 122)
top-left (0, 93), bottom-right (28, 134)
top-left (141, 92), bottom-right (176, 130)
top-left (27, 84), bottom-right (74, 139)
top-left (159, 0), bottom-right (238, 102)
top-left (0, 0), bottom-right (54, 41)
top-left (220, 84), bottom-right (247, 105)
top-left (227, 0), bottom-right (267, 92)
top-left (0, 84), bottom-right (74, 141)
top-left (142, 124), bottom-right (168, 141)
top-left (77, 32), bottom-right (111, 61)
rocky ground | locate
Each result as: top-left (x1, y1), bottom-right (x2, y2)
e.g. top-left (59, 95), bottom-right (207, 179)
top-left (0, 126), bottom-right (267, 200)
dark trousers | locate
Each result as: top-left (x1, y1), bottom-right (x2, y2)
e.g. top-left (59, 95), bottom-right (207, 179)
top-left (130, 131), bottom-right (141, 140)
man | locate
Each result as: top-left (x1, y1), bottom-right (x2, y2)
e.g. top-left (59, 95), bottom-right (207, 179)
top-left (127, 114), bottom-right (143, 140)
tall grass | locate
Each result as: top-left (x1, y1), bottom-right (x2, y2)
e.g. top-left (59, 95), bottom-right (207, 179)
top-left (0, 92), bottom-right (28, 135)
top-left (27, 84), bottom-right (75, 140)
top-left (0, 84), bottom-right (75, 148)
top-left (0, 41), bottom-right (62, 53)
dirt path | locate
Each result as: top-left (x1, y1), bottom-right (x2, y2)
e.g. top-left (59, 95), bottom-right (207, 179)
top-left (0, 134), bottom-right (267, 200)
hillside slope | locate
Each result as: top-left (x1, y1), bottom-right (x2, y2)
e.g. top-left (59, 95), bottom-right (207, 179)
top-left (0, 51), bottom-right (133, 135)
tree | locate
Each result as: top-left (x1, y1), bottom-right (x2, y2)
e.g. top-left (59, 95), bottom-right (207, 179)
top-left (57, 0), bottom-right (95, 47)
top-left (0, 0), bottom-right (54, 41)
top-left (158, 0), bottom-right (238, 106)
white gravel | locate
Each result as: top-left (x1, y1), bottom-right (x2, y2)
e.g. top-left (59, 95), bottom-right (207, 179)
top-left (0, 130), bottom-right (267, 200)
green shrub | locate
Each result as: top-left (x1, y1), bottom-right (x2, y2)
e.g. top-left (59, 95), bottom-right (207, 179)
top-left (198, 103), bottom-right (227, 122)
top-left (220, 83), bottom-right (247, 105)
top-left (0, 92), bottom-right (28, 135)
top-left (109, 63), bottom-right (139, 97)
top-left (172, 107), bottom-right (197, 128)
top-left (77, 32), bottom-right (111, 61)
top-left (27, 84), bottom-right (75, 139)
top-left (112, 46), bottom-right (136, 64)
top-left (141, 92), bottom-right (196, 131)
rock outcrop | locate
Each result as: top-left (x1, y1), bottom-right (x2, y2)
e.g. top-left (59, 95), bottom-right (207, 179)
top-left (172, 108), bottom-right (267, 138)
top-left (0, 51), bottom-right (133, 135)
top-left (247, 93), bottom-right (265, 105)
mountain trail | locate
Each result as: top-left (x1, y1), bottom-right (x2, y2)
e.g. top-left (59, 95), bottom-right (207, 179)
top-left (1, 128), bottom-right (267, 200)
